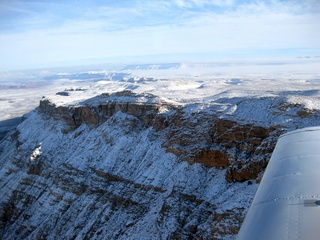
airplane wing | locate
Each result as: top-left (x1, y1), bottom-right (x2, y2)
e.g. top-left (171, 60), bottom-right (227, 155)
top-left (237, 126), bottom-right (320, 240)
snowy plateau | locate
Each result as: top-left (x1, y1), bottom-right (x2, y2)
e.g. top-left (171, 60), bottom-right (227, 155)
top-left (1, 63), bottom-right (320, 239)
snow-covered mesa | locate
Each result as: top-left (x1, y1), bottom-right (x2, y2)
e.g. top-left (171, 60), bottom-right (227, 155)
top-left (0, 62), bottom-right (320, 239)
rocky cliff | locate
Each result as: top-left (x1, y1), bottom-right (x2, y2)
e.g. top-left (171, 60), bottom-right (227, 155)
top-left (1, 90), bottom-right (320, 239)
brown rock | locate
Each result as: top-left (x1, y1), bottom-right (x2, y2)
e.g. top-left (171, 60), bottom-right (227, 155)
top-left (194, 149), bottom-right (232, 168)
top-left (162, 115), bottom-right (280, 182)
top-left (225, 159), bottom-right (268, 183)
top-left (39, 91), bottom-right (169, 131)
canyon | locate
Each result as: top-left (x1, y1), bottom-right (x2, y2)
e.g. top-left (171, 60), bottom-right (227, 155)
top-left (1, 87), bottom-right (320, 239)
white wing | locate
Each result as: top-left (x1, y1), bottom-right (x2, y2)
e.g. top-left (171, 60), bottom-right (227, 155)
top-left (237, 126), bottom-right (320, 240)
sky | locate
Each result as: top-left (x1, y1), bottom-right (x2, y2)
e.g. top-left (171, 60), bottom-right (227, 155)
top-left (0, 0), bottom-right (320, 70)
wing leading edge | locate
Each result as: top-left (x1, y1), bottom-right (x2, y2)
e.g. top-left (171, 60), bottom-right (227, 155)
top-left (237, 126), bottom-right (320, 240)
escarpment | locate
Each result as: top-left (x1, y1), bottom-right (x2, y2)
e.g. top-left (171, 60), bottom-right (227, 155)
top-left (39, 91), bottom-right (171, 131)
top-left (1, 90), bottom-right (320, 239)
top-left (38, 91), bottom-right (283, 183)
top-left (162, 114), bottom-right (282, 183)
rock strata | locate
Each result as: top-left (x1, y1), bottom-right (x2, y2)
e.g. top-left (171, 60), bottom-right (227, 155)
top-left (39, 91), bottom-right (171, 132)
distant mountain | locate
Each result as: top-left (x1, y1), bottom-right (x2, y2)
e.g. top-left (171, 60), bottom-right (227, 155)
top-left (43, 72), bottom-right (107, 81)
top-left (122, 63), bottom-right (181, 70)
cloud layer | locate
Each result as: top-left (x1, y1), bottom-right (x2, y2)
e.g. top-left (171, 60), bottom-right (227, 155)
top-left (0, 0), bottom-right (320, 70)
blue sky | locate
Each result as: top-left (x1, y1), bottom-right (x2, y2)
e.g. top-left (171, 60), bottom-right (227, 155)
top-left (0, 0), bottom-right (320, 70)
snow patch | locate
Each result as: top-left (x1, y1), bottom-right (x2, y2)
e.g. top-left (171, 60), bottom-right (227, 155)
top-left (29, 143), bottom-right (42, 162)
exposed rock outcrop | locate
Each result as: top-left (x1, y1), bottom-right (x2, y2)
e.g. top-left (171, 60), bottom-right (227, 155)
top-left (159, 110), bottom-right (282, 182)
top-left (39, 91), bottom-right (171, 132)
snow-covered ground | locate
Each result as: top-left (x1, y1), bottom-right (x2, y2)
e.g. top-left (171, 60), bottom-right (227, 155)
top-left (1, 61), bottom-right (319, 121)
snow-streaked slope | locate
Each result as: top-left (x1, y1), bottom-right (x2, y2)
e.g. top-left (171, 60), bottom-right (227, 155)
top-left (0, 99), bottom-right (259, 239)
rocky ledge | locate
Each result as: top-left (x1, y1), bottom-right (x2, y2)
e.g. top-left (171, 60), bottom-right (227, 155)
top-left (39, 90), bottom-right (173, 132)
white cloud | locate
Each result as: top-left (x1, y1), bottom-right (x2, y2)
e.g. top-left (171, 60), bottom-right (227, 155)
top-left (173, 0), bottom-right (234, 8)
top-left (197, 0), bottom-right (235, 7)
top-left (0, 0), bottom-right (319, 70)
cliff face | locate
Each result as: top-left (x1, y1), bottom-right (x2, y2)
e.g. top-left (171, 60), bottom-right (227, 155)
top-left (38, 91), bottom-right (169, 132)
top-left (162, 116), bottom-right (281, 183)
top-left (1, 91), bottom-right (319, 239)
